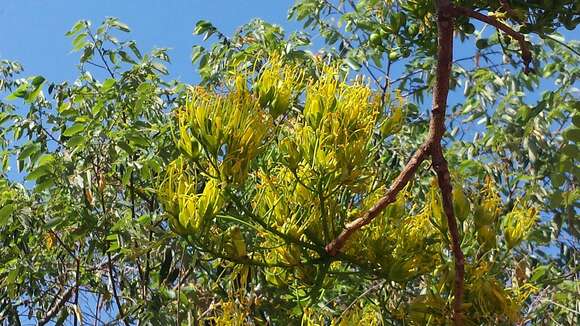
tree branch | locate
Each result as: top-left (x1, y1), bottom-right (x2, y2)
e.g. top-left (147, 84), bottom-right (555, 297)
top-left (432, 144), bottom-right (465, 324)
top-left (324, 143), bottom-right (431, 256)
top-left (429, 2), bottom-right (465, 324)
top-left (325, 1), bottom-right (466, 324)
top-left (107, 252), bottom-right (130, 326)
top-left (451, 5), bottom-right (533, 73)
top-left (38, 286), bottom-right (75, 326)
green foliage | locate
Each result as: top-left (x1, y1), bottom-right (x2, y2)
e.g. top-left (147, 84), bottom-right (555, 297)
top-left (1, 1), bottom-right (579, 325)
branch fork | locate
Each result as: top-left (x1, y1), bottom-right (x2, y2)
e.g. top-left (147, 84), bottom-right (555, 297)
top-left (325, 2), bottom-right (533, 324)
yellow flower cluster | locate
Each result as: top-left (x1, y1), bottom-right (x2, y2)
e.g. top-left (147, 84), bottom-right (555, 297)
top-left (159, 157), bottom-right (223, 234)
top-left (255, 56), bottom-right (305, 118)
top-left (344, 185), bottom-right (442, 282)
top-left (502, 204), bottom-right (538, 249)
top-left (177, 76), bottom-right (271, 184)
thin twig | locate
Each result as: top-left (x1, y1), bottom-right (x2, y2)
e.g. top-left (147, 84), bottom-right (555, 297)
top-left (451, 5), bottom-right (533, 73)
top-left (38, 286), bottom-right (75, 326)
top-left (107, 252), bottom-right (130, 326)
top-left (86, 30), bottom-right (116, 78)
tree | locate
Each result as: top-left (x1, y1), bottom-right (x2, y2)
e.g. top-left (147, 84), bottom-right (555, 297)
top-left (1, 1), bottom-right (578, 325)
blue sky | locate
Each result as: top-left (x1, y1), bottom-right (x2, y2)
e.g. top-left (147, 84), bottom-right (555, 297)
top-left (0, 0), bottom-right (298, 83)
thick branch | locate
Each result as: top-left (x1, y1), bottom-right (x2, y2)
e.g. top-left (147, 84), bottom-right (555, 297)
top-left (452, 5), bottom-right (532, 73)
top-left (432, 144), bottom-right (465, 324)
top-left (325, 143), bottom-right (431, 256)
top-left (431, 3), bottom-right (465, 324)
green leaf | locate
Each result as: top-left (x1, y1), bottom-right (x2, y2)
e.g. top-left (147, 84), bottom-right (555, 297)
top-left (63, 123), bottom-right (86, 137)
top-left (128, 41), bottom-right (142, 59)
top-left (0, 204), bottom-right (14, 227)
top-left (127, 134), bottom-right (149, 148)
top-left (26, 165), bottom-right (51, 181)
top-left (101, 78), bottom-right (116, 92)
top-left (563, 127), bottom-right (580, 142)
top-left (66, 20), bottom-right (88, 36)
top-left (37, 154), bottom-right (55, 167)
top-left (31, 76), bottom-right (46, 88)
top-left (561, 144), bottom-right (579, 157)
top-left (573, 115), bottom-right (580, 128)
top-left (45, 217), bottom-right (63, 229)
top-left (344, 57), bottom-right (361, 70)
top-left (193, 20), bottom-right (213, 35)
top-left (530, 265), bottom-right (550, 282)
top-left (151, 62), bottom-right (168, 75)
top-left (26, 76), bottom-right (46, 103)
top-left (72, 33), bottom-right (89, 51)
top-left (80, 45), bottom-right (95, 63)
top-left (119, 51), bottom-right (136, 64)
top-left (109, 19), bottom-right (131, 32)
top-left (191, 45), bottom-right (205, 64)
top-left (18, 142), bottom-right (40, 162)
top-left (6, 83), bottom-right (28, 100)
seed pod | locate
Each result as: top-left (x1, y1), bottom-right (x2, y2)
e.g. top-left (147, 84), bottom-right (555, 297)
top-left (229, 226), bottom-right (247, 258)
top-left (474, 201), bottom-right (495, 227)
top-left (369, 33), bottom-right (382, 46)
top-left (453, 187), bottom-right (470, 222)
top-left (477, 225), bottom-right (497, 251)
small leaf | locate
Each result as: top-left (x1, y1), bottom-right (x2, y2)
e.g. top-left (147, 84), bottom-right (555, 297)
top-left (151, 62), bottom-right (168, 75)
top-left (26, 76), bottom-right (46, 103)
top-left (0, 204), bottom-right (15, 227)
top-left (128, 41), bottom-right (142, 60)
top-left (109, 19), bottom-right (130, 32)
top-left (31, 76), bottom-right (46, 88)
top-left (191, 45), bottom-right (205, 64)
top-left (530, 265), bottom-right (550, 282)
top-left (6, 83), bottom-right (28, 100)
top-left (563, 127), bottom-right (580, 142)
top-left (80, 45), bottom-right (95, 63)
top-left (572, 115), bottom-right (580, 127)
top-left (101, 78), bottom-right (116, 92)
top-left (26, 165), bottom-right (50, 181)
top-left (37, 154), bottom-right (55, 167)
top-left (119, 51), bottom-right (136, 64)
top-left (66, 20), bottom-right (87, 36)
top-left (344, 57), bottom-right (361, 70)
top-left (193, 20), bottom-right (213, 35)
top-left (72, 33), bottom-right (89, 51)
top-left (63, 123), bottom-right (86, 137)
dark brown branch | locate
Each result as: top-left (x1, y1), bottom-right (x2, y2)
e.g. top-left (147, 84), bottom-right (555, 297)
top-left (38, 286), bottom-right (75, 326)
top-left (49, 230), bottom-right (78, 262)
top-left (429, 2), bottom-right (465, 324)
top-left (432, 144), bottom-right (465, 324)
top-left (451, 5), bottom-right (533, 73)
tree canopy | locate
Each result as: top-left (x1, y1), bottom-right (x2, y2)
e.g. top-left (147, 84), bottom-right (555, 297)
top-left (1, 1), bottom-right (579, 325)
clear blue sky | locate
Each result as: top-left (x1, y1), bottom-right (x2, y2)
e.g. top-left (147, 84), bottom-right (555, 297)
top-left (0, 0), bottom-right (297, 83)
